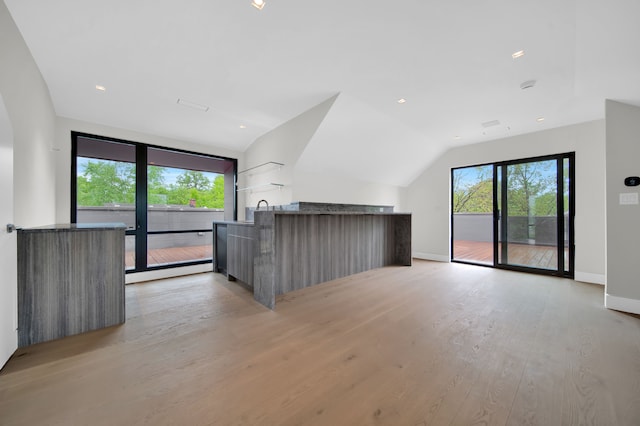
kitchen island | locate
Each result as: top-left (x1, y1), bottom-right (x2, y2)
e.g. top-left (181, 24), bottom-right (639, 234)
top-left (214, 211), bottom-right (411, 309)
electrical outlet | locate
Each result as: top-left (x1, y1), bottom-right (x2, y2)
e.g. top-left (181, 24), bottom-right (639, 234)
top-left (619, 192), bottom-right (639, 205)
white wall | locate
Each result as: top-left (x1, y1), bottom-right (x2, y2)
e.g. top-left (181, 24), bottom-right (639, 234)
top-left (605, 100), bottom-right (640, 314)
top-left (0, 0), bottom-right (57, 228)
top-left (244, 94), bottom-right (407, 214)
top-left (0, 0), bottom-right (57, 368)
top-left (242, 95), bottom-right (337, 213)
top-left (0, 95), bottom-right (17, 369)
top-left (292, 169), bottom-right (407, 211)
top-left (54, 117), bottom-right (244, 223)
top-left (406, 120), bottom-right (606, 282)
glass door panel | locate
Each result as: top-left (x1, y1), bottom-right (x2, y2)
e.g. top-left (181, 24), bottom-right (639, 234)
top-left (75, 137), bottom-right (137, 271)
top-left (146, 147), bottom-right (226, 268)
top-left (452, 165), bottom-right (494, 265)
top-left (499, 159), bottom-right (559, 270)
top-left (563, 158), bottom-right (571, 273)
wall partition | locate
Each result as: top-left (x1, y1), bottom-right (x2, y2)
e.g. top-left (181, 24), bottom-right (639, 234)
top-left (452, 153), bottom-right (574, 278)
top-left (71, 132), bottom-right (237, 273)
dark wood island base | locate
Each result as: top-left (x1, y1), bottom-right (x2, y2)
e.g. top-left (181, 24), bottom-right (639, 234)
top-left (215, 212), bottom-right (411, 309)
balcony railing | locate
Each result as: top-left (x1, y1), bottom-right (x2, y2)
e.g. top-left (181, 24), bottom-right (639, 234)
top-left (78, 205), bottom-right (225, 269)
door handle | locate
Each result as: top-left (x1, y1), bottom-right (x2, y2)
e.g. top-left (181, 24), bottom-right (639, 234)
top-left (6, 224), bottom-right (20, 233)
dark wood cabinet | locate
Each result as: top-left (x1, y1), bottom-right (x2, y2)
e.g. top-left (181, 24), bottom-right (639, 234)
top-left (227, 224), bottom-right (255, 286)
top-left (213, 222), bottom-right (255, 287)
top-left (17, 224), bottom-right (126, 347)
top-left (213, 223), bottom-right (227, 274)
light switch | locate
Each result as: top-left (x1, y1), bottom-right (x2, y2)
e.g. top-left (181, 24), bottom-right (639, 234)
top-left (619, 192), bottom-right (639, 205)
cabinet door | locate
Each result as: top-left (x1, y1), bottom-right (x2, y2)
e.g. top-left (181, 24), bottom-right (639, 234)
top-left (227, 225), bottom-right (254, 286)
top-left (214, 224), bottom-right (227, 273)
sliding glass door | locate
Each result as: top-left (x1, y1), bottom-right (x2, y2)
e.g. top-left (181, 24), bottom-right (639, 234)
top-left (452, 153), bottom-right (574, 278)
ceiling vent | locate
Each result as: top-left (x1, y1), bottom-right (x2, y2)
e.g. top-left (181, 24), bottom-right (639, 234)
top-left (481, 120), bottom-right (501, 128)
top-left (177, 98), bottom-right (209, 112)
top-left (520, 80), bottom-right (537, 90)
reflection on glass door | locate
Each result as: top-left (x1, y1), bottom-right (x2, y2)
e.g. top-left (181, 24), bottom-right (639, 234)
top-left (498, 159), bottom-right (560, 271)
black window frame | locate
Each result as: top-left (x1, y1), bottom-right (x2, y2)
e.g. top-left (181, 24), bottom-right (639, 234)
top-left (71, 131), bottom-right (238, 274)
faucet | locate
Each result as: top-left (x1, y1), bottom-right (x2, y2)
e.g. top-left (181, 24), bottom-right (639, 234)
top-left (256, 199), bottom-right (269, 211)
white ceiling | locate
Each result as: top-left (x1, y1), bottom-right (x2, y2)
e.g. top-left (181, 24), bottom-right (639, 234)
top-left (6, 0), bottom-right (640, 186)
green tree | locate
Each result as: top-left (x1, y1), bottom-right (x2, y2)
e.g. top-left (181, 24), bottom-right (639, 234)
top-left (167, 171), bottom-right (224, 208)
top-left (533, 192), bottom-right (557, 216)
top-left (209, 175), bottom-right (225, 209)
top-left (166, 186), bottom-right (192, 206)
top-left (78, 161), bottom-right (225, 209)
top-left (175, 170), bottom-right (210, 191)
top-left (147, 165), bottom-right (168, 204)
top-left (453, 166), bottom-right (493, 213)
top-left (77, 160), bottom-right (135, 206)
top-left (506, 162), bottom-right (555, 217)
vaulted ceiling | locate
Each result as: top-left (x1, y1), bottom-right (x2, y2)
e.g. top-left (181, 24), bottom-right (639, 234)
top-left (6, 0), bottom-right (640, 186)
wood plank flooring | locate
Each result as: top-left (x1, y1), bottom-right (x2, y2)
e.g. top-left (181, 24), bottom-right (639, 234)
top-left (1, 260), bottom-right (639, 425)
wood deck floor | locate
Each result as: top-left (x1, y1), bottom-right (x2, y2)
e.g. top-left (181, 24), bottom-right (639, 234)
top-left (132, 241), bottom-right (564, 271)
top-left (125, 245), bottom-right (212, 268)
top-left (1, 261), bottom-right (639, 425)
top-left (454, 240), bottom-right (568, 270)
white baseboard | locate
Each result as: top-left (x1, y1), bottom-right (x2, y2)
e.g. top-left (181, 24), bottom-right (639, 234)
top-left (574, 271), bottom-right (606, 285)
top-left (605, 293), bottom-right (640, 315)
top-left (125, 264), bottom-right (212, 284)
top-left (413, 252), bottom-right (450, 263)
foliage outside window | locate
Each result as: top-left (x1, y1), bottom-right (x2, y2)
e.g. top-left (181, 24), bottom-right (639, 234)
top-left (452, 162), bottom-right (563, 217)
top-left (77, 159), bottom-right (225, 209)
top-left (452, 165), bottom-right (493, 213)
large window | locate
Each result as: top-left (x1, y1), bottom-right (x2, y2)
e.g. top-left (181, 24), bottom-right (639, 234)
top-left (72, 133), bottom-right (237, 273)
top-left (451, 153), bottom-right (574, 278)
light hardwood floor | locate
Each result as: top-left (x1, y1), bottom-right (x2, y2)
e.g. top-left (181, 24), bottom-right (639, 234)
top-left (1, 260), bottom-right (639, 425)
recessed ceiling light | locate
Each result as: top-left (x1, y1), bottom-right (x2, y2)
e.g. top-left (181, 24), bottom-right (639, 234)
top-left (239, 124), bottom-right (246, 129)
top-left (95, 85), bottom-right (106, 92)
top-left (177, 98), bottom-right (210, 112)
top-left (251, 0), bottom-right (265, 10)
top-left (454, 136), bottom-right (461, 140)
top-left (397, 98), bottom-right (407, 104)
top-left (537, 117), bottom-right (545, 122)
top-left (512, 50), bottom-right (525, 59)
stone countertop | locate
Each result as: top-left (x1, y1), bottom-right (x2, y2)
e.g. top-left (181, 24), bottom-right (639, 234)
top-left (255, 211), bottom-right (411, 216)
top-left (18, 223), bottom-right (127, 233)
top-left (212, 220), bottom-right (255, 226)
